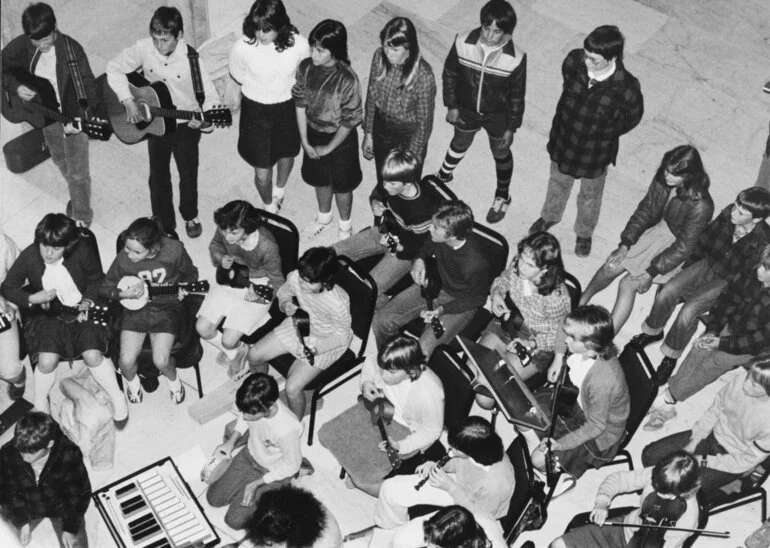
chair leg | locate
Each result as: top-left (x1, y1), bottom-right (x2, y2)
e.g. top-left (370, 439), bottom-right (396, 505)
top-left (195, 364), bottom-right (203, 398)
top-left (340, 468), bottom-right (347, 479)
top-left (762, 490), bottom-right (767, 522)
top-left (307, 389), bottom-right (320, 446)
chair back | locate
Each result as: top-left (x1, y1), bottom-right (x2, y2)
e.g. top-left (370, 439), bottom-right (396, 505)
top-left (258, 210), bottom-right (299, 276)
top-left (427, 345), bottom-right (475, 431)
top-left (563, 271), bottom-right (582, 310)
top-left (617, 344), bottom-right (658, 450)
top-left (333, 256), bottom-right (377, 358)
top-left (500, 434), bottom-right (537, 540)
top-left (422, 174), bottom-right (458, 202)
top-left (470, 222), bottom-right (509, 286)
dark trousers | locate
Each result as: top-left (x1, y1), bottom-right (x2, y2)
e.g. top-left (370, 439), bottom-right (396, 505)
top-left (147, 124), bottom-right (201, 232)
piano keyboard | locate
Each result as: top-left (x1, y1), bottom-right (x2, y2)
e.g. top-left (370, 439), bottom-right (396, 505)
top-left (94, 457), bottom-right (219, 548)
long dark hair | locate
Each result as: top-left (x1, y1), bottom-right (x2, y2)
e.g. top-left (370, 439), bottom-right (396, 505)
top-left (376, 17), bottom-right (421, 87)
top-left (515, 231), bottom-right (565, 296)
top-left (309, 19), bottom-right (349, 64)
top-left (242, 0), bottom-right (298, 52)
top-left (654, 145), bottom-right (710, 201)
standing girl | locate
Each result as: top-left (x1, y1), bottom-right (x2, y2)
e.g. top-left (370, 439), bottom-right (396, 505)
top-left (230, 0), bottom-right (310, 213)
top-left (293, 19), bottom-right (363, 241)
top-left (102, 218), bottom-right (198, 404)
top-left (363, 17), bottom-right (436, 193)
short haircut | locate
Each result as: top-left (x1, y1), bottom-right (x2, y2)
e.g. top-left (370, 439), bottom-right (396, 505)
top-left (480, 0), bottom-right (517, 35)
top-left (214, 200), bottom-right (262, 234)
top-left (448, 416), bottom-right (503, 465)
top-left (584, 25), bottom-right (624, 62)
top-left (760, 244), bottom-right (770, 270)
top-left (236, 373), bottom-right (279, 415)
top-left (381, 149), bottom-right (420, 184)
top-left (309, 19), bottom-right (349, 64)
top-left (122, 217), bottom-right (165, 252)
top-left (433, 201), bottom-right (474, 240)
top-left (378, 335), bottom-right (426, 381)
top-left (34, 213), bottom-right (79, 253)
top-left (563, 305), bottom-right (618, 360)
top-left (423, 506), bottom-right (489, 548)
top-left (297, 247), bottom-right (338, 290)
top-left (14, 411), bottom-right (58, 454)
top-left (516, 231), bottom-right (565, 296)
top-left (22, 2), bottom-right (56, 40)
top-left (748, 354), bottom-right (770, 396)
top-left (242, 0), bottom-right (298, 52)
top-left (244, 485), bottom-right (326, 548)
top-left (149, 6), bottom-right (184, 38)
top-left (736, 187), bottom-right (770, 220)
top-left (656, 145), bottom-right (710, 201)
top-left (651, 451), bottom-right (701, 499)
top-left (378, 17), bottom-right (421, 88)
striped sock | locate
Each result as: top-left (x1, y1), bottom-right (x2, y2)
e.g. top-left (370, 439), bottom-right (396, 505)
top-left (438, 143), bottom-right (467, 180)
top-left (494, 151), bottom-right (513, 199)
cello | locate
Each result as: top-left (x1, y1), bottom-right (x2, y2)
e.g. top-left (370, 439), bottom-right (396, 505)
top-left (627, 491), bottom-right (687, 548)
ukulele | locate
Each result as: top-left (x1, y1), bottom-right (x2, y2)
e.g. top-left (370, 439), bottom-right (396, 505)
top-left (117, 275), bottom-right (209, 310)
top-left (378, 210), bottom-right (401, 254)
top-left (421, 257), bottom-right (445, 338)
top-left (359, 395), bottom-right (402, 471)
top-left (40, 300), bottom-right (111, 326)
top-left (215, 263), bottom-right (274, 302)
top-left (1, 68), bottom-right (111, 140)
top-left (0, 312), bottom-right (13, 333)
top-left (291, 298), bottom-right (315, 366)
top-left (99, 72), bottom-right (231, 144)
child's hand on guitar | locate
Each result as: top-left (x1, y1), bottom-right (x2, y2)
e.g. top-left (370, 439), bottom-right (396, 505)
top-left (427, 463), bottom-right (454, 490)
top-left (490, 292), bottom-right (510, 317)
top-left (63, 122), bottom-right (81, 135)
top-left (283, 301), bottom-right (298, 316)
top-left (0, 297), bottom-right (18, 322)
top-left (378, 437), bottom-right (400, 453)
top-left (17, 85), bottom-right (37, 101)
top-left (370, 200), bottom-right (386, 217)
top-left (420, 306), bottom-right (443, 321)
top-left (178, 288), bottom-right (189, 301)
top-left (122, 98), bottom-right (142, 124)
top-left (415, 461), bottom-right (436, 477)
top-left (220, 255), bottom-right (235, 269)
top-left (361, 381), bottom-right (383, 401)
top-left (29, 289), bottom-right (58, 305)
top-left (245, 285), bottom-right (271, 304)
top-left (120, 281), bottom-right (145, 300)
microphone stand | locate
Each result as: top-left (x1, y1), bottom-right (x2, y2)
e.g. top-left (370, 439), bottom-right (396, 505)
top-left (544, 352), bottom-right (569, 504)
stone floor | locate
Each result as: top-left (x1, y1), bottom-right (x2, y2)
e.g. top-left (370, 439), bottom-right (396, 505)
top-left (1, 0), bottom-right (769, 546)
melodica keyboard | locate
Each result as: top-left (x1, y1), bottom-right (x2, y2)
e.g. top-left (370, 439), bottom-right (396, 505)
top-left (94, 457), bottom-right (219, 548)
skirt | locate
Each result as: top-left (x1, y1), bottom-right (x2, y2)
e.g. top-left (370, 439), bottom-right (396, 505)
top-left (238, 96), bottom-right (300, 168)
top-left (24, 314), bottom-right (109, 361)
top-left (301, 126), bottom-right (362, 192)
top-left (619, 222), bottom-right (681, 283)
top-left (120, 301), bottom-right (182, 335)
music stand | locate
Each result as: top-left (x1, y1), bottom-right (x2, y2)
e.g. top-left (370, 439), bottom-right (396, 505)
top-left (457, 336), bottom-right (550, 432)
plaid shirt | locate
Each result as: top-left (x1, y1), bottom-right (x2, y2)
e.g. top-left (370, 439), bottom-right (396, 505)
top-left (706, 270), bottom-right (770, 356)
top-left (684, 204), bottom-right (770, 280)
top-left (547, 49), bottom-right (643, 178)
top-left (364, 49), bottom-right (436, 160)
top-left (490, 265), bottom-right (571, 351)
top-left (0, 427), bottom-right (91, 534)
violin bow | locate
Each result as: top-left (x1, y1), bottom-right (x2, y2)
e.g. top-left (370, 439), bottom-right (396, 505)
top-left (607, 522), bottom-right (729, 538)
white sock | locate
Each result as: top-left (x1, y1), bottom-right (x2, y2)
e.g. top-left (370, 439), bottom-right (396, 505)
top-left (273, 186), bottom-right (286, 200)
top-left (33, 368), bottom-right (57, 413)
top-left (89, 358), bottom-right (129, 421)
top-left (126, 374), bottom-right (141, 393)
top-left (317, 211), bottom-right (333, 225)
top-left (339, 219), bottom-right (352, 232)
top-left (166, 374), bottom-right (182, 392)
top-left (264, 201), bottom-right (278, 214)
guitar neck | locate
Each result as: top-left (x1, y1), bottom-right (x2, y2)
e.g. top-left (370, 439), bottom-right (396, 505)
top-left (29, 102), bottom-right (73, 125)
top-left (376, 418), bottom-right (390, 444)
top-left (147, 283), bottom-right (193, 297)
top-left (149, 107), bottom-right (201, 121)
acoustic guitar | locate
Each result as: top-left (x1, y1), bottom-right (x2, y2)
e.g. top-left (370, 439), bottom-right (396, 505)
top-left (291, 298), bottom-right (315, 366)
top-left (99, 72), bottom-right (231, 144)
top-left (117, 275), bottom-right (209, 310)
top-left (1, 68), bottom-right (111, 140)
top-left (35, 300), bottom-right (112, 326)
top-left (378, 209), bottom-right (401, 254)
top-left (422, 257), bottom-right (445, 338)
top-left (215, 263), bottom-right (274, 302)
top-left (359, 395), bottom-right (402, 471)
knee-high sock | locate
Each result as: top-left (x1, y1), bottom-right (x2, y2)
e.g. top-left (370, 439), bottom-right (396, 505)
top-left (33, 367), bottom-right (57, 412)
top-left (204, 332), bottom-right (242, 360)
top-left (494, 150), bottom-right (513, 198)
top-left (438, 143), bottom-right (467, 179)
top-left (89, 358), bottom-right (128, 421)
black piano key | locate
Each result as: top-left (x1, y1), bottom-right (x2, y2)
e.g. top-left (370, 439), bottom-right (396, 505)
top-left (120, 495), bottom-right (143, 511)
top-left (144, 538), bottom-right (171, 548)
top-left (128, 512), bottom-right (155, 533)
top-left (115, 482), bottom-right (137, 497)
top-left (133, 521), bottom-right (161, 542)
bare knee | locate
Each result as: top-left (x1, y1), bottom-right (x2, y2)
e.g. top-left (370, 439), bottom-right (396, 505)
top-left (550, 538), bottom-right (567, 548)
top-left (196, 317), bottom-right (217, 339)
top-left (36, 356), bottom-right (59, 374)
top-left (221, 332), bottom-right (242, 350)
top-left (82, 350), bottom-right (104, 367)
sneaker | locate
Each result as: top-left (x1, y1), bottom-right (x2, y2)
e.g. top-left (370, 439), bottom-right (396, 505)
top-left (127, 385), bottom-right (143, 404)
top-left (656, 356), bottom-right (678, 386)
top-left (746, 519), bottom-right (770, 548)
top-left (434, 171), bottom-right (454, 184)
top-left (185, 218), bottom-right (203, 238)
top-left (170, 383), bottom-right (185, 404)
top-left (272, 193), bottom-right (284, 213)
top-left (642, 404), bottom-right (678, 431)
top-left (486, 196), bottom-right (511, 224)
top-left (338, 226), bottom-right (352, 240)
top-left (575, 236), bottom-right (592, 257)
top-left (165, 229), bottom-right (180, 241)
top-left (301, 220), bottom-right (332, 240)
top-left (529, 217), bottom-right (556, 234)
top-left (629, 331), bottom-right (664, 348)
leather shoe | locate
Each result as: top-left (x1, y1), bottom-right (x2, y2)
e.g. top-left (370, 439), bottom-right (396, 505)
top-left (629, 331), bottom-right (664, 348)
top-left (529, 217), bottom-right (556, 235)
top-left (656, 357), bottom-right (678, 386)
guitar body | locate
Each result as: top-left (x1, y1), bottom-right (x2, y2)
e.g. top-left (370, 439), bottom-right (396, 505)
top-left (117, 276), bottom-right (150, 311)
top-left (101, 71), bottom-right (177, 144)
top-left (1, 67), bottom-right (59, 127)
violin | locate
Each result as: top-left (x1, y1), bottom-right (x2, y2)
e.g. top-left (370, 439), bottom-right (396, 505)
top-left (627, 491), bottom-right (686, 548)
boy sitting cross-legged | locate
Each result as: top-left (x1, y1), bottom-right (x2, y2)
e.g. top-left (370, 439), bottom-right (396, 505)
top-left (206, 373), bottom-right (303, 530)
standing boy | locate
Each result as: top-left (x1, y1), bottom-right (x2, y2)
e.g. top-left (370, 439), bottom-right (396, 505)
top-left (1, 2), bottom-right (98, 227)
top-left (106, 6), bottom-right (220, 239)
top-left (0, 412), bottom-right (91, 548)
top-left (529, 25), bottom-right (643, 256)
top-left (433, 0), bottom-right (526, 224)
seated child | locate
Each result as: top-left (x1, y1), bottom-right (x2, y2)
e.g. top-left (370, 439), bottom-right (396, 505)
top-left (334, 149), bottom-right (445, 306)
top-left (480, 231), bottom-right (571, 381)
top-left (0, 412), bottom-right (91, 548)
top-left (222, 484), bottom-right (342, 548)
top-left (373, 201), bottom-right (490, 358)
top-left (247, 247), bottom-right (353, 419)
top-left (527, 306), bottom-right (630, 487)
top-left (0, 214), bottom-right (126, 420)
top-left (642, 355), bottom-right (770, 495)
top-left (206, 373), bottom-right (302, 530)
top-left (374, 416), bottom-right (515, 546)
top-left (0, 229), bottom-right (24, 400)
top-left (423, 505), bottom-right (507, 548)
top-left (196, 201), bottom-right (284, 377)
top-left (550, 451), bottom-right (700, 548)
top-left (101, 217), bottom-right (198, 404)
